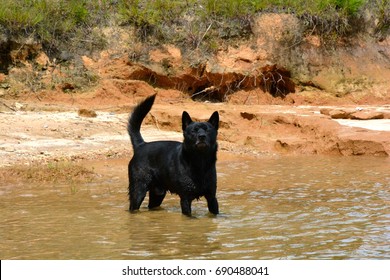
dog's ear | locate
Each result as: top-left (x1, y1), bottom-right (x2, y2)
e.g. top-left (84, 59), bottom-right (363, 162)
top-left (182, 111), bottom-right (193, 130)
top-left (208, 111), bottom-right (219, 130)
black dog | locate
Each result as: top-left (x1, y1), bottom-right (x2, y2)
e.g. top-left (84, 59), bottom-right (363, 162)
top-left (127, 94), bottom-right (219, 216)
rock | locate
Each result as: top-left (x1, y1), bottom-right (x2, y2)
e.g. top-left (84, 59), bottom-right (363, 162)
top-left (78, 109), bottom-right (97, 118)
top-left (328, 109), bottom-right (351, 119)
top-left (14, 102), bottom-right (25, 110)
top-left (240, 112), bottom-right (257, 120)
top-left (383, 112), bottom-right (390, 119)
top-left (319, 108), bottom-right (331, 115)
top-left (320, 108), bottom-right (356, 119)
top-left (350, 111), bottom-right (384, 120)
top-left (35, 52), bottom-right (50, 68)
top-left (336, 139), bottom-right (388, 156)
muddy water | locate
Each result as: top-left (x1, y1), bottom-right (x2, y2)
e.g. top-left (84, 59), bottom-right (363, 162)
top-left (1, 156), bottom-right (389, 259)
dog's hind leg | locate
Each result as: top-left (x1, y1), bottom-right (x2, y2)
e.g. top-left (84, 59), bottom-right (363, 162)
top-left (128, 164), bottom-right (153, 212)
top-left (129, 189), bottom-right (147, 212)
top-left (129, 180), bottom-right (148, 212)
top-left (205, 195), bottom-right (219, 215)
top-left (148, 188), bottom-right (166, 210)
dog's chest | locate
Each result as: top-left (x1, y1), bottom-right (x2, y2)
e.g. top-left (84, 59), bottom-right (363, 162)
top-left (169, 166), bottom-right (214, 196)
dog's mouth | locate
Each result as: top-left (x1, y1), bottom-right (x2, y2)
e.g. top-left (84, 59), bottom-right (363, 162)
top-left (195, 141), bottom-right (208, 149)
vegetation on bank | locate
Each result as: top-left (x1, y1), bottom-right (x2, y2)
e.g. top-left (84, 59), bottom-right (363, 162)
top-left (0, 0), bottom-right (388, 55)
top-left (119, 0), bottom-right (369, 39)
top-left (0, 0), bottom-right (111, 56)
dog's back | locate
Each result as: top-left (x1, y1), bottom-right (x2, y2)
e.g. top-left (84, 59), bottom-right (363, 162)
top-left (128, 94), bottom-right (183, 188)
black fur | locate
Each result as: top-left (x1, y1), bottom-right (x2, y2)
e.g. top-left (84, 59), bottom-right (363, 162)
top-left (127, 94), bottom-right (219, 216)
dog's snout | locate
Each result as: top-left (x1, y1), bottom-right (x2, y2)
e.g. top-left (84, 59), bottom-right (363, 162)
top-left (198, 133), bottom-right (206, 141)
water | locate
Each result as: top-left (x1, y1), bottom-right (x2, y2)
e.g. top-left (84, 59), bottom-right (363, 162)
top-left (1, 156), bottom-right (389, 259)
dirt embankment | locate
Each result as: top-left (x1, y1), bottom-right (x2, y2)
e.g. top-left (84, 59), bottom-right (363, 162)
top-left (1, 95), bottom-right (389, 169)
top-left (1, 13), bottom-right (390, 169)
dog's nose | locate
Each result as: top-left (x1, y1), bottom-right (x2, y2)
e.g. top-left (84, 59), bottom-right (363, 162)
top-left (198, 134), bottom-right (206, 141)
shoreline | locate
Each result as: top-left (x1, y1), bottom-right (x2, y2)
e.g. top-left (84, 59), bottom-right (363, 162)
top-left (1, 99), bottom-right (389, 169)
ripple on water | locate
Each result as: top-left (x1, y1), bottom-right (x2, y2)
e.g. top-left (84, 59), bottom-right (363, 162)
top-left (1, 156), bottom-right (389, 259)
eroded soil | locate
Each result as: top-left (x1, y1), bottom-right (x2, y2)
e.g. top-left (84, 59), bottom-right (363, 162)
top-left (1, 92), bottom-right (389, 173)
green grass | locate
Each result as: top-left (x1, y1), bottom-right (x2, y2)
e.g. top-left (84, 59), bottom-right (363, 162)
top-left (0, 0), bottom-right (369, 37)
top-left (0, 0), bottom-right (111, 55)
top-left (0, 0), bottom-right (387, 55)
top-left (0, 0), bottom-right (88, 37)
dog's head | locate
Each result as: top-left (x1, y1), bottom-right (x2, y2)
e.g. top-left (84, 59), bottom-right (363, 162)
top-left (182, 111), bottom-right (219, 153)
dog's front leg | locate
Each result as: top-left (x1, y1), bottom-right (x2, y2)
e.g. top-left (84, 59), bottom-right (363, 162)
top-left (180, 197), bottom-right (192, 216)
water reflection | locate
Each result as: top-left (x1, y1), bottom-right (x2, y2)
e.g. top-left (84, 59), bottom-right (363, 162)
top-left (0, 156), bottom-right (389, 259)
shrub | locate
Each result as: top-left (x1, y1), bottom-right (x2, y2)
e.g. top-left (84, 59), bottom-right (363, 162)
top-left (117, 0), bottom-right (369, 48)
top-left (373, 0), bottom-right (390, 39)
top-left (0, 0), bottom-right (111, 56)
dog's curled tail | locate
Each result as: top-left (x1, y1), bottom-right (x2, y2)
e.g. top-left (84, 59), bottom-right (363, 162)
top-left (128, 94), bottom-right (156, 148)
